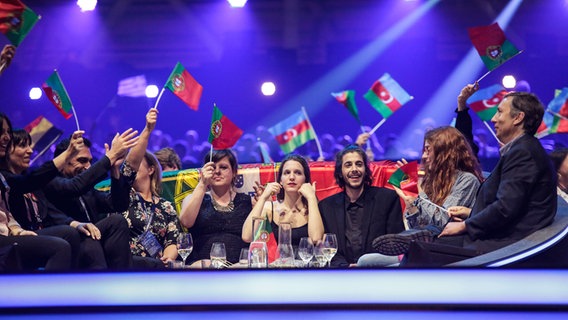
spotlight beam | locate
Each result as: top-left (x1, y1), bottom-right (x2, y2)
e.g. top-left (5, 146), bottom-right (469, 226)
top-left (252, 0), bottom-right (440, 131)
top-left (397, 0), bottom-right (524, 153)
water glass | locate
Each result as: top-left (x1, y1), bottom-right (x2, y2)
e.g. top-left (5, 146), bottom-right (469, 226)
top-left (298, 237), bottom-right (314, 267)
top-left (210, 242), bottom-right (227, 269)
top-left (322, 233), bottom-right (338, 267)
top-left (248, 241), bottom-right (268, 268)
top-left (177, 233), bottom-right (193, 266)
top-left (239, 247), bottom-right (249, 266)
top-left (314, 241), bottom-right (327, 268)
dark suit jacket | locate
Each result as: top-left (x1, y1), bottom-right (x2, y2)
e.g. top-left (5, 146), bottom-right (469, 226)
top-left (319, 186), bottom-right (404, 267)
top-left (464, 134), bottom-right (557, 253)
top-left (42, 156), bottom-right (131, 225)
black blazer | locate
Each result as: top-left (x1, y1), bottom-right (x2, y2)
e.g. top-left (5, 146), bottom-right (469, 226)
top-left (43, 156), bottom-right (131, 224)
top-left (465, 134), bottom-right (557, 253)
top-left (319, 186), bottom-right (404, 267)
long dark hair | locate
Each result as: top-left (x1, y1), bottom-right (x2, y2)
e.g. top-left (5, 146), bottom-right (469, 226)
top-left (276, 154), bottom-right (311, 208)
top-left (0, 113), bottom-right (13, 168)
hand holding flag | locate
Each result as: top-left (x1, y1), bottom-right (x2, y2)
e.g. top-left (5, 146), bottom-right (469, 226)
top-left (387, 160), bottom-right (419, 195)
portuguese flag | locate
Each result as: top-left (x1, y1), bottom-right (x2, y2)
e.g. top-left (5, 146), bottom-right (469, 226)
top-left (387, 161), bottom-right (418, 195)
top-left (254, 217), bottom-right (279, 264)
top-left (331, 90), bottom-right (359, 122)
top-left (42, 70), bottom-right (73, 120)
top-left (0, 0), bottom-right (40, 46)
top-left (165, 62), bottom-right (203, 111)
top-left (364, 73), bottom-right (412, 119)
top-left (468, 22), bottom-right (521, 71)
top-left (268, 110), bottom-right (316, 154)
top-left (466, 84), bottom-right (508, 121)
top-left (208, 105), bottom-right (243, 149)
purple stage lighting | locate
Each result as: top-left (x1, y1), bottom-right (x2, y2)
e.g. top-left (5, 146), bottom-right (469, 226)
top-left (77, 0), bottom-right (97, 12)
top-left (29, 87), bottom-right (42, 100)
top-left (227, 0), bottom-right (247, 8)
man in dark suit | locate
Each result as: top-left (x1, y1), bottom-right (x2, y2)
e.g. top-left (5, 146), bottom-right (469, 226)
top-left (318, 145), bottom-right (404, 267)
top-left (406, 92), bottom-right (557, 265)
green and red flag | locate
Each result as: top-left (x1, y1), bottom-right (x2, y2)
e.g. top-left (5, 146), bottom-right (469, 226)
top-left (468, 22), bottom-right (521, 71)
top-left (254, 217), bottom-right (279, 263)
top-left (208, 105), bottom-right (243, 150)
top-left (331, 90), bottom-right (359, 122)
top-left (164, 62), bottom-right (203, 111)
top-left (42, 70), bottom-right (73, 120)
top-left (364, 73), bottom-right (412, 119)
top-left (268, 110), bottom-right (316, 154)
top-left (466, 84), bottom-right (508, 121)
top-left (388, 161), bottom-right (418, 195)
top-left (0, 0), bottom-right (40, 46)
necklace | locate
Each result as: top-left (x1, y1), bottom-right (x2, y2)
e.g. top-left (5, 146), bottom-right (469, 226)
top-left (211, 191), bottom-right (235, 213)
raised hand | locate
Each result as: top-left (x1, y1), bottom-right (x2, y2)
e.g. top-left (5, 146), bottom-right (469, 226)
top-left (146, 108), bottom-right (158, 132)
top-left (199, 162), bottom-right (215, 187)
top-left (105, 128), bottom-right (139, 164)
top-left (298, 181), bottom-right (317, 201)
top-left (261, 182), bottom-right (281, 201)
top-left (457, 82), bottom-right (479, 111)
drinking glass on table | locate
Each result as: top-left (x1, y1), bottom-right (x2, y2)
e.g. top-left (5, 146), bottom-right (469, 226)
top-left (314, 241), bottom-right (327, 268)
top-left (248, 241), bottom-right (268, 268)
top-left (322, 233), bottom-right (338, 267)
top-left (177, 233), bottom-right (193, 267)
top-left (210, 242), bottom-right (227, 269)
top-left (298, 237), bottom-right (314, 267)
top-left (239, 247), bottom-right (249, 267)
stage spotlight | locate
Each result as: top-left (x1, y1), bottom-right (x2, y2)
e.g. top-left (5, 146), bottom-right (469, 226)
top-left (29, 87), bottom-right (42, 100)
top-left (145, 85), bottom-right (159, 98)
top-left (502, 75), bottom-right (516, 89)
top-left (227, 0), bottom-right (247, 8)
top-left (77, 0), bottom-right (97, 12)
top-left (261, 82), bottom-right (276, 96)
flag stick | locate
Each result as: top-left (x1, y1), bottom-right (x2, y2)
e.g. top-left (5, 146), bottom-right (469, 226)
top-left (209, 144), bottom-right (213, 163)
top-left (476, 70), bottom-right (492, 83)
top-left (547, 109), bottom-right (568, 121)
top-left (0, 61), bottom-right (7, 74)
top-left (301, 106), bottom-right (323, 161)
top-left (416, 196), bottom-right (448, 213)
top-left (153, 88), bottom-right (166, 109)
top-left (71, 105), bottom-right (81, 131)
top-left (369, 118), bottom-right (386, 135)
top-left (483, 121), bottom-right (501, 145)
top-left (360, 125), bottom-right (371, 150)
top-left (29, 133), bottom-right (63, 165)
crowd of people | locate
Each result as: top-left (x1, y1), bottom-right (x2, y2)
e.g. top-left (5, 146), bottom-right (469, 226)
top-left (0, 42), bottom-right (563, 272)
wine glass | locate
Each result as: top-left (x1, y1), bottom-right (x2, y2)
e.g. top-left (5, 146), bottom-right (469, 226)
top-left (177, 233), bottom-right (193, 267)
top-left (298, 237), bottom-right (314, 267)
top-left (210, 242), bottom-right (227, 269)
top-left (313, 242), bottom-right (327, 268)
top-left (322, 233), bottom-right (338, 267)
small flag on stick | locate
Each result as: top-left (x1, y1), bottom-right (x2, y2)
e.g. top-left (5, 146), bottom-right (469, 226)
top-left (331, 90), bottom-right (359, 122)
top-left (24, 115), bottom-right (63, 163)
top-left (208, 104), bottom-right (243, 150)
top-left (268, 110), bottom-right (316, 154)
top-left (466, 84), bottom-right (508, 122)
top-left (364, 73), bottom-right (412, 119)
top-left (468, 22), bottom-right (521, 72)
top-left (387, 161), bottom-right (419, 195)
top-left (164, 62), bottom-right (203, 111)
top-left (0, 0), bottom-right (40, 46)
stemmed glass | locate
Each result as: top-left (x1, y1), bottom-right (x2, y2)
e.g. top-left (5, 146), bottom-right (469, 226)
top-left (210, 242), bottom-right (227, 269)
top-left (177, 233), bottom-right (193, 267)
top-left (313, 242), bottom-right (327, 268)
top-left (298, 237), bottom-right (314, 267)
top-left (322, 233), bottom-right (338, 267)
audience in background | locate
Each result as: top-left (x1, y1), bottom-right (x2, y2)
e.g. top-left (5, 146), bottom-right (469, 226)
top-left (154, 147), bottom-right (182, 172)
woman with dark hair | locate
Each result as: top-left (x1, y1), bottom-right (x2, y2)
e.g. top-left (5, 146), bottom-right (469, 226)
top-left (180, 149), bottom-right (252, 264)
top-left (242, 154), bottom-right (324, 249)
top-left (0, 113), bottom-right (83, 271)
top-left (369, 126), bottom-right (483, 261)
